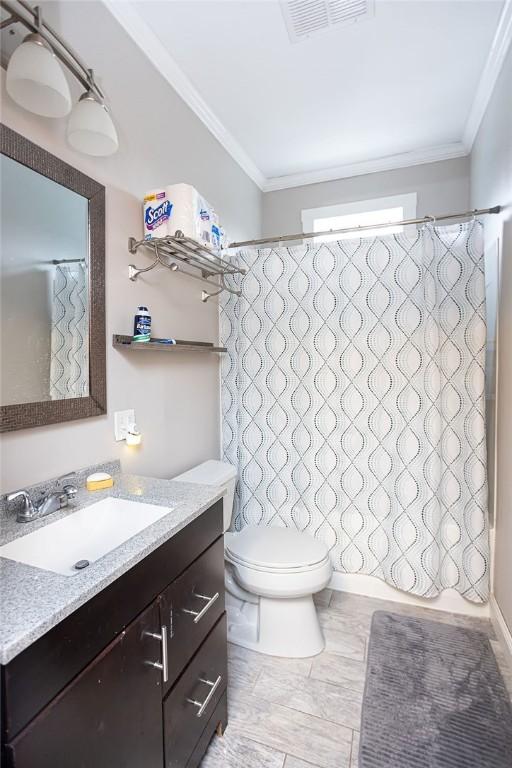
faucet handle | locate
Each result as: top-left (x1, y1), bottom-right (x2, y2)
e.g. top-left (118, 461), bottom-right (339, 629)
top-left (62, 484), bottom-right (78, 500)
top-left (7, 490), bottom-right (35, 520)
top-left (57, 474), bottom-right (77, 502)
top-left (7, 489), bottom-right (32, 504)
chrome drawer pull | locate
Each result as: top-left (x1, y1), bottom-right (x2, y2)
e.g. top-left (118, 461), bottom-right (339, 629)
top-left (144, 625), bottom-right (168, 683)
top-left (182, 592), bottom-right (219, 624)
top-left (187, 675), bottom-right (222, 718)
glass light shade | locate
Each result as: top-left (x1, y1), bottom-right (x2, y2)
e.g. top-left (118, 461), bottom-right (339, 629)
top-left (67, 95), bottom-right (119, 157)
top-left (6, 37), bottom-right (72, 118)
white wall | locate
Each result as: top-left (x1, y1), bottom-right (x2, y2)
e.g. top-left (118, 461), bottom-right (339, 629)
top-left (470, 44), bottom-right (512, 633)
top-left (0, 1), bottom-right (262, 494)
top-left (262, 157), bottom-right (470, 236)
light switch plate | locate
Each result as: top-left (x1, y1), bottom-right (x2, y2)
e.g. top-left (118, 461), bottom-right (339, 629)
top-left (114, 409), bottom-right (135, 441)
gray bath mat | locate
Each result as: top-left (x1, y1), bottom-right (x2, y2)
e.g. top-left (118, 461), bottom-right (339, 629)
top-left (360, 611), bottom-right (512, 768)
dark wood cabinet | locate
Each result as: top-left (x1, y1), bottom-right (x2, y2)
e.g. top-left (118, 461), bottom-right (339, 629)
top-left (5, 603), bottom-right (163, 768)
top-left (1, 499), bottom-right (228, 768)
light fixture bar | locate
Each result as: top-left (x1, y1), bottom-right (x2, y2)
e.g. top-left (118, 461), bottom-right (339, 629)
top-left (0, 0), bottom-right (103, 99)
top-left (0, 13), bottom-right (17, 29)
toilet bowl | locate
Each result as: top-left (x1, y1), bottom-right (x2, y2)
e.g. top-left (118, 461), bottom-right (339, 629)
top-left (173, 460), bottom-right (332, 658)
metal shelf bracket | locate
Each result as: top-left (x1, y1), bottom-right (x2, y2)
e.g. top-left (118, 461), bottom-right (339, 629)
top-left (127, 232), bottom-right (245, 302)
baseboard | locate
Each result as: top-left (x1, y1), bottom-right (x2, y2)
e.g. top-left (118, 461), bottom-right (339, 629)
top-left (328, 572), bottom-right (490, 618)
top-left (490, 594), bottom-right (512, 661)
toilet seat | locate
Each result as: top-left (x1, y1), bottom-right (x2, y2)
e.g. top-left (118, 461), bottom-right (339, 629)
top-left (225, 526), bottom-right (329, 573)
top-left (226, 553), bottom-right (330, 575)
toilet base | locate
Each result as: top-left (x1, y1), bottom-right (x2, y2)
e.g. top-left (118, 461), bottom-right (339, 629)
top-left (226, 591), bottom-right (325, 658)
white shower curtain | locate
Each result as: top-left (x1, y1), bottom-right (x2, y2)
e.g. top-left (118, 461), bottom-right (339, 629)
top-left (220, 222), bottom-right (489, 602)
top-left (50, 263), bottom-right (89, 400)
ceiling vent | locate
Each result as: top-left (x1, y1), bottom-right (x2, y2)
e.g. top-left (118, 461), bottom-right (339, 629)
top-left (281, 0), bottom-right (374, 43)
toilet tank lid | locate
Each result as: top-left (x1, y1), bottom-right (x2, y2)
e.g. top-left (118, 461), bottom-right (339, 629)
top-left (173, 460), bottom-right (237, 487)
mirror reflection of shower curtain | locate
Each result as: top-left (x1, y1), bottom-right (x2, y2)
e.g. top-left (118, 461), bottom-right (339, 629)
top-left (221, 222), bottom-right (489, 603)
top-left (50, 263), bottom-right (89, 399)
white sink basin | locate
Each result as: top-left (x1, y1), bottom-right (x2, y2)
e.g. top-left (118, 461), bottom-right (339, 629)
top-left (0, 497), bottom-right (173, 576)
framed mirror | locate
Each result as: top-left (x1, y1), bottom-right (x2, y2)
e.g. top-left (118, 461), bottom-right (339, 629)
top-left (0, 124), bottom-right (106, 432)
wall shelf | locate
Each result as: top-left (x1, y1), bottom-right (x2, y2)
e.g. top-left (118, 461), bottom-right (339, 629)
top-left (127, 233), bottom-right (245, 302)
top-left (112, 334), bottom-right (227, 353)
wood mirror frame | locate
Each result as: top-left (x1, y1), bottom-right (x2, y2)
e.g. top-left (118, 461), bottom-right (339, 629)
top-left (0, 124), bottom-right (106, 432)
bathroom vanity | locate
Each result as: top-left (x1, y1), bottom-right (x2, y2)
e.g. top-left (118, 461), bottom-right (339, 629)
top-left (0, 469), bottom-right (227, 768)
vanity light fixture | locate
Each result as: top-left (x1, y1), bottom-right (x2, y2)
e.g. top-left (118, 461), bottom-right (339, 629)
top-left (6, 28), bottom-right (72, 117)
top-left (67, 81), bottom-right (118, 157)
top-left (2, 0), bottom-right (118, 155)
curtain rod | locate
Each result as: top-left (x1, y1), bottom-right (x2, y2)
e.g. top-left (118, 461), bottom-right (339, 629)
top-left (229, 205), bottom-right (502, 249)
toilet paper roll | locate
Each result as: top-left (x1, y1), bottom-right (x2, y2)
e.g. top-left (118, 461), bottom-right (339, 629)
top-left (143, 183), bottom-right (216, 251)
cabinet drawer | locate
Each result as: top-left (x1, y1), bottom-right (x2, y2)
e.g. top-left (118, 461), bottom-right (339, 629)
top-left (163, 615), bottom-right (227, 768)
top-left (186, 692), bottom-right (228, 768)
top-left (160, 536), bottom-right (225, 690)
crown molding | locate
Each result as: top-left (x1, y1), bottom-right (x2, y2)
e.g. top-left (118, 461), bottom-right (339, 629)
top-left (103, 1), bottom-right (266, 191)
top-left (463, 0), bottom-right (512, 150)
top-left (105, 1), bottom-right (509, 195)
top-left (262, 142), bottom-right (469, 192)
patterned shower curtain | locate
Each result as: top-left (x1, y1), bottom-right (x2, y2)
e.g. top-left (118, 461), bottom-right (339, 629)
top-left (220, 222), bottom-right (489, 602)
top-left (50, 264), bottom-right (89, 400)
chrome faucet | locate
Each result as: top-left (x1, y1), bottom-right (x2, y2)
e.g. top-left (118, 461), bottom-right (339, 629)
top-left (7, 481), bottom-right (78, 523)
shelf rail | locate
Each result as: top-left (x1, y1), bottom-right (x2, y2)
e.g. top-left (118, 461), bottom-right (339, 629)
top-left (127, 232), bottom-right (245, 302)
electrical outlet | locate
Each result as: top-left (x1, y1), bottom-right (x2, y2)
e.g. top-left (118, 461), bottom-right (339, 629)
top-left (114, 409), bottom-right (135, 442)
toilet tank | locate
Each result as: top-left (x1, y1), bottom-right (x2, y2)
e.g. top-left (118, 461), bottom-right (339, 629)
top-left (172, 460), bottom-right (237, 532)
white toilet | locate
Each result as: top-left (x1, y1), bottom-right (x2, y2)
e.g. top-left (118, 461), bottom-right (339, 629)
top-left (173, 460), bottom-right (332, 658)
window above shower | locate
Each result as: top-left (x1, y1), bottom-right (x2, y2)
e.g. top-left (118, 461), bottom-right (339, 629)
top-left (301, 192), bottom-right (417, 242)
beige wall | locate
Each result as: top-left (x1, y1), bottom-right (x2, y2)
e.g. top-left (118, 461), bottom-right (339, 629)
top-left (262, 157), bottom-right (470, 236)
top-left (470, 45), bottom-right (512, 632)
top-left (0, 1), bottom-right (262, 494)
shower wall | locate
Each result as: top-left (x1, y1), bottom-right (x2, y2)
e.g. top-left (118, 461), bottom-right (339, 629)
top-left (471, 43), bottom-right (512, 637)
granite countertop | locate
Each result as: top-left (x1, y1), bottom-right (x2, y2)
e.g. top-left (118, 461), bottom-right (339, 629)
top-left (0, 462), bottom-right (223, 665)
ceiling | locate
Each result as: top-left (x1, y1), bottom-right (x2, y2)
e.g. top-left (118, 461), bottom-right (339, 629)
top-left (108, 0), bottom-right (510, 190)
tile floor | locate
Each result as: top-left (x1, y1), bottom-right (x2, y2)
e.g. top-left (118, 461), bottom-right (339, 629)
top-left (202, 590), bottom-right (512, 768)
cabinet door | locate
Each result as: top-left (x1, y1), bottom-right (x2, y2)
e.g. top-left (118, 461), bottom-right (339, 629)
top-left (160, 536), bottom-right (225, 692)
top-left (5, 602), bottom-right (164, 768)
